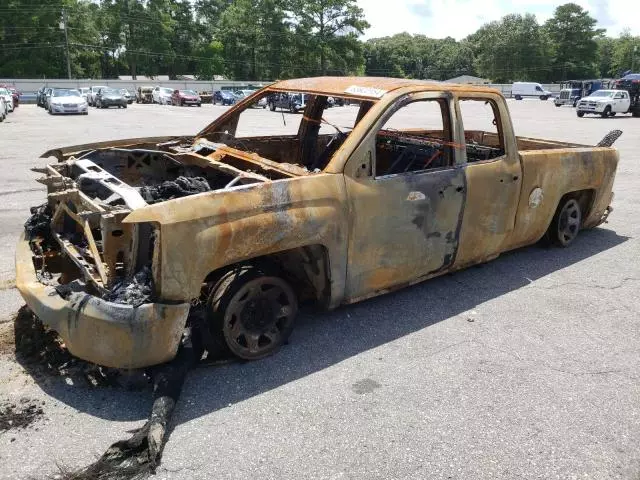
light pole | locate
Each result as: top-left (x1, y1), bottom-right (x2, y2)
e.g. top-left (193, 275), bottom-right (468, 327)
top-left (632, 45), bottom-right (638, 73)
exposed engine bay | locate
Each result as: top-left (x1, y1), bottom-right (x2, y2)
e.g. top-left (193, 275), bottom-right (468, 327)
top-left (25, 136), bottom-right (317, 306)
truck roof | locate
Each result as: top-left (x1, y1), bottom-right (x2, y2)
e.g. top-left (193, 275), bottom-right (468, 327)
top-left (269, 76), bottom-right (501, 99)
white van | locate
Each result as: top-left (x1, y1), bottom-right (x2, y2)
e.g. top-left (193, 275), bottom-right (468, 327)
top-left (511, 82), bottom-right (553, 100)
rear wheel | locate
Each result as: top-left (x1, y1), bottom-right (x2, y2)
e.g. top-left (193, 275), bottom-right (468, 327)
top-left (555, 102), bottom-right (561, 107)
top-left (206, 267), bottom-right (298, 360)
top-left (601, 106), bottom-right (611, 118)
top-left (540, 95), bottom-right (548, 100)
top-left (546, 197), bottom-right (582, 247)
top-left (515, 95), bottom-right (522, 100)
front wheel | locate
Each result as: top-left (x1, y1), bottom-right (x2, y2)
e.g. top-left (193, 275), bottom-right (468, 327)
top-left (206, 267), bottom-right (298, 360)
top-left (555, 102), bottom-right (561, 107)
top-left (601, 106), bottom-right (611, 118)
top-left (577, 111), bottom-right (585, 117)
top-left (269, 102), bottom-right (276, 111)
top-left (540, 95), bottom-right (548, 100)
top-left (609, 111), bottom-right (615, 117)
top-left (546, 197), bottom-right (582, 247)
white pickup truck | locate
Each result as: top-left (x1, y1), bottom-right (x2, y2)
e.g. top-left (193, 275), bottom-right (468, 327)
top-left (576, 89), bottom-right (631, 117)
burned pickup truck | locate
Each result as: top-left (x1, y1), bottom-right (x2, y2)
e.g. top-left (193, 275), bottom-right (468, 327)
top-left (17, 77), bottom-right (618, 369)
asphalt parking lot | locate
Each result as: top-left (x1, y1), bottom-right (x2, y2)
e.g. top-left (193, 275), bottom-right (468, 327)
top-left (1, 99), bottom-right (639, 479)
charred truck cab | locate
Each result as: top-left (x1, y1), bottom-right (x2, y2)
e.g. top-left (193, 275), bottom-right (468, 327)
top-left (17, 77), bottom-right (619, 369)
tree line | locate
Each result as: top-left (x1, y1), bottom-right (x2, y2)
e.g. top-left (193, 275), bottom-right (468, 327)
top-left (1, 1), bottom-right (638, 82)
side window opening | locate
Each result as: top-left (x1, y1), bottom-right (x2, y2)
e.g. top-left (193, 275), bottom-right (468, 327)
top-left (459, 98), bottom-right (506, 163)
top-left (535, 85), bottom-right (543, 92)
top-left (374, 98), bottom-right (452, 177)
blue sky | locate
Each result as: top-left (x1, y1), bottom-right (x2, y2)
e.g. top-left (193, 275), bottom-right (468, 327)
top-left (357, 0), bottom-right (638, 40)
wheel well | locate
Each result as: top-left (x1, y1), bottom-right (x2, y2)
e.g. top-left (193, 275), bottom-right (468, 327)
top-left (560, 189), bottom-right (596, 224)
top-left (203, 245), bottom-right (331, 306)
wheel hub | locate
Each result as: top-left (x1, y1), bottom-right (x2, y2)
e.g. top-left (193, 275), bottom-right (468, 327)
top-left (240, 297), bottom-right (275, 332)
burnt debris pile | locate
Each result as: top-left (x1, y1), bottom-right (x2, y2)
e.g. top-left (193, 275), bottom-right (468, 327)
top-left (0, 398), bottom-right (44, 432)
top-left (140, 176), bottom-right (211, 204)
top-left (58, 335), bottom-right (202, 480)
top-left (105, 266), bottom-right (154, 307)
top-left (24, 203), bottom-right (54, 246)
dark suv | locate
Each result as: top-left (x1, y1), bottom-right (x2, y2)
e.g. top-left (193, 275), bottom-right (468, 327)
top-left (267, 92), bottom-right (307, 113)
top-left (212, 90), bottom-right (236, 105)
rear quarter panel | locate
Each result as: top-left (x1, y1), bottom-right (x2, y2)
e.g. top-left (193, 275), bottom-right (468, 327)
top-left (506, 147), bottom-right (618, 250)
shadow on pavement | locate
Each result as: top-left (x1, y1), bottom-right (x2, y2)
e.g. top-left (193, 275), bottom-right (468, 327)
top-left (12, 227), bottom-right (628, 425)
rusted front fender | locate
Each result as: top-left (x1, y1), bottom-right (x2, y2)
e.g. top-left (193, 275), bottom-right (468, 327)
top-left (15, 233), bottom-right (190, 369)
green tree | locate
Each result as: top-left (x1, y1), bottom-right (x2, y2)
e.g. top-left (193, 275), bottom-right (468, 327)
top-left (467, 13), bottom-right (551, 82)
top-left (544, 3), bottom-right (604, 80)
top-left (218, 0), bottom-right (290, 80)
top-left (291, 0), bottom-right (369, 75)
top-left (611, 31), bottom-right (640, 76)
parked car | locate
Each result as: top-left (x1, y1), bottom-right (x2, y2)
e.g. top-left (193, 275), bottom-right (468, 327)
top-left (7, 87), bottom-right (20, 107)
top-left (88, 85), bottom-right (108, 106)
top-left (119, 89), bottom-right (134, 104)
top-left (511, 82), bottom-right (553, 100)
top-left (212, 90), bottom-right (235, 105)
top-left (152, 87), bottom-right (173, 105)
top-left (1, 85), bottom-right (20, 108)
top-left (171, 89), bottom-right (202, 107)
top-left (47, 88), bottom-right (89, 115)
top-left (0, 88), bottom-right (14, 113)
top-left (136, 86), bottom-right (154, 104)
top-left (79, 87), bottom-right (90, 102)
top-left (36, 86), bottom-right (48, 107)
top-left (0, 97), bottom-right (6, 122)
top-left (267, 92), bottom-right (307, 112)
top-left (238, 89), bottom-right (267, 108)
top-left (576, 89), bottom-right (631, 117)
top-left (95, 88), bottom-right (128, 109)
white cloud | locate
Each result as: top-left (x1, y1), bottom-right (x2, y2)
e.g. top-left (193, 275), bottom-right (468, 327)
top-left (358, 0), bottom-right (639, 40)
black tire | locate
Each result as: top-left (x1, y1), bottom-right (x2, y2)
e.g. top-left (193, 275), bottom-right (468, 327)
top-left (540, 95), bottom-right (548, 100)
top-left (573, 100), bottom-right (578, 107)
top-left (601, 106), bottom-right (611, 118)
top-left (515, 95), bottom-right (522, 100)
top-left (123, 104), bottom-right (127, 109)
top-left (555, 102), bottom-right (561, 107)
top-left (205, 266), bottom-right (298, 361)
top-left (545, 197), bottom-right (582, 247)
top-left (577, 111), bottom-right (585, 117)
top-left (269, 102), bottom-right (276, 111)
top-left (609, 111), bottom-right (615, 117)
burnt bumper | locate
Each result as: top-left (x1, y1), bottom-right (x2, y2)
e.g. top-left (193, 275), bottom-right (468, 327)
top-left (15, 233), bottom-right (190, 369)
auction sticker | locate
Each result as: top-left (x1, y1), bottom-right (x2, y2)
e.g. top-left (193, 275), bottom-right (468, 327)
top-left (344, 85), bottom-right (387, 98)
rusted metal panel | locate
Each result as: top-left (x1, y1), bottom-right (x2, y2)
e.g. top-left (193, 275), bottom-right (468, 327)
top-left (506, 147), bottom-right (618, 249)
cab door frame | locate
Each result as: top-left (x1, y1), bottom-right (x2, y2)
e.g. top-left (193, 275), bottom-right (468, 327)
top-left (451, 92), bottom-right (523, 269)
top-left (342, 91), bottom-right (468, 303)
